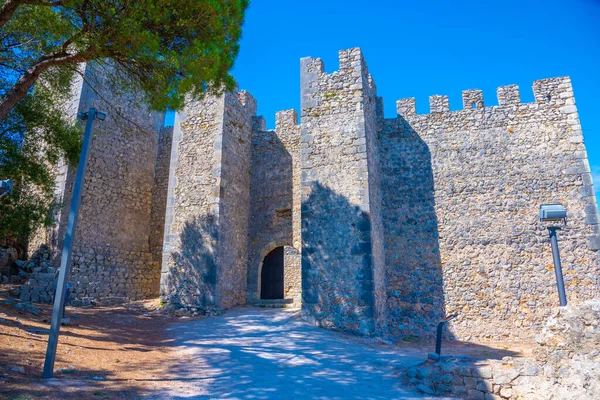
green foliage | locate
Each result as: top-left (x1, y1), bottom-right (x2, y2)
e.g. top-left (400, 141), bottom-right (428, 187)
top-left (0, 0), bottom-right (249, 246)
top-left (1, 0), bottom-right (249, 112)
top-left (0, 83), bottom-right (82, 243)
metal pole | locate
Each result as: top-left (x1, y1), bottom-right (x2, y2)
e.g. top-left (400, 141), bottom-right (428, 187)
top-left (435, 321), bottom-right (445, 355)
top-left (434, 314), bottom-right (456, 356)
top-left (43, 108), bottom-right (97, 379)
top-left (548, 227), bottom-right (567, 306)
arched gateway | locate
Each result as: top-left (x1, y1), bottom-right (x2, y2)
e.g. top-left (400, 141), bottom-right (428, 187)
top-left (260, 247), bottom-right (284, 299)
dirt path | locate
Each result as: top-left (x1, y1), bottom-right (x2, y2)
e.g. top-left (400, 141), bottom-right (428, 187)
top-left (1, 292), bottom-right (453, 399)
top-left (154, 307), bottom-right (444, 399)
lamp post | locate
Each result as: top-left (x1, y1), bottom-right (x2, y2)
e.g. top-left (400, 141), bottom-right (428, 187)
top-left (548, 227), bottom-right (567, 306)
top-left (43, 107), bottom-right (105, 379)
top-left (539, 204), bottom-right (568, 307)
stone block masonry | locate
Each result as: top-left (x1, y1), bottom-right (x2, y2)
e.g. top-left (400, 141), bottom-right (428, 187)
top-left (407, 300), bottom-right (600, 399)
top-left (25, 49), bottom-right (599, 344)
top-left (22, 62), bottom-right (163, 305)
top-left (150, 126), bottom-right (174, 261)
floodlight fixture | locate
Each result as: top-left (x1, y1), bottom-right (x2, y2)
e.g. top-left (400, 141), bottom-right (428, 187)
top-left (77, 109), bottom-right (106, 121)
top-left (540, 203), bottom-right (567, 225)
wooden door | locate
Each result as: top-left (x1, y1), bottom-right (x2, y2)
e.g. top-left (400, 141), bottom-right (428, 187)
top-left (260, 247), bottom-right (284, 299)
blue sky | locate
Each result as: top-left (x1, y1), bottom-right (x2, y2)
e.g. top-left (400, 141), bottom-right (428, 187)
top-left (230, 0), bottom-right (600, 190)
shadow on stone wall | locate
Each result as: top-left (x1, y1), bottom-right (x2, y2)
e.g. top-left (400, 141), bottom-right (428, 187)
top-left (380, 117), bottom-right (446, 339)
top-left (302, 182), bottom-right (376, 335)
top-left (163, 214), bottom-right (218, 310)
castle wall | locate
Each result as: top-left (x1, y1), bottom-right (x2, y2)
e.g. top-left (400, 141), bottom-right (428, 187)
top-left (300, 48), bottom-right (384, 335)
top-left (378, 117), bottom-right (444, 339)
top-left (363, 82), bottom-right (387, 333)
top-left (19, 48), bottom-right (599, 341)
top-left (283, 246), bottom-right (301, 301)
top-left (380, 77), bottom-right (600, 340)
top-left (69, 66), bottom-right (162, 303)
top-left (21, 63), bottom-right (163, 304)
top-left (160, 91), bottom-right (254, 311)
top-left (247, 110), bottom-right (301, 303)
top-left (279, 110), bottom-right (302, 302)
top-left (26, 66), bottom-right (87, 259)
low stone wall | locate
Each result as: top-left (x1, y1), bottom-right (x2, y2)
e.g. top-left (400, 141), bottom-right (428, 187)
top-left (19, 244), bottom-right (159, 305)
top-left (407, 300), bottom-right (600, 399)
top-left (408, 356), bottom-right (544, 399)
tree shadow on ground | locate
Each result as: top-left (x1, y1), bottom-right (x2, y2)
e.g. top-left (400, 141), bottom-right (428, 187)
top-left (156, 307), bottom-right (522, 399)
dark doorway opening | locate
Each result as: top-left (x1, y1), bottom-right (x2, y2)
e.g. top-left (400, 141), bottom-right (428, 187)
top-left (260, 247), bottom-right (284, 299)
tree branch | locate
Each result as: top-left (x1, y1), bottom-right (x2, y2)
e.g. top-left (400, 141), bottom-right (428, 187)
top-left (0, 0), bottom-right (64, 28)
top-left (0, 0), bottom-right (23, 28)
top-left (0, 50), bottom-right (84, 121)
top-left (24, 1), bottom-right (64, 5)
top-left (0, 37), bottom-right (38, 52)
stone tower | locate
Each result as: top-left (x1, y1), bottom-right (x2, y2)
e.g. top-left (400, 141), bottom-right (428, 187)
top-left (299, 48), bottom-right (385, 335)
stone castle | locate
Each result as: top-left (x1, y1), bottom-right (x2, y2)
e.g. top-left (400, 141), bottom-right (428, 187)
top-left (21, 48), bottom-right (600, 341)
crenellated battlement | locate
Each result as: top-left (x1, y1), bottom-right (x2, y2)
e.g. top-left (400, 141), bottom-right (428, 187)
top-left (250, 110), bottom-right (299, 134)
top-left (300, 48), bottom-right (366, 78)
top-left (462, 89), bottom-right (484, 109)
top-left (252, 116), bottom-right (266, 132)
top-left (235, 90), bottom-right (258, 116)
top-left (300, 48), bottom-right (377, 115)
top-left (338, 47), bottom-right (366, 72)
top-left (395, 76), bottom-right (574, 118)
top-left (497, 84), bottom-right (520, 106)
top-left (275, 109), bottom-right (298, 131)
top-left (429, 95), bottom-right (450, 113)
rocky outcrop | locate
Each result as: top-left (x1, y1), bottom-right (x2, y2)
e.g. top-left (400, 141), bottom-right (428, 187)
top-left (408, 300), bottom-right (600, 399)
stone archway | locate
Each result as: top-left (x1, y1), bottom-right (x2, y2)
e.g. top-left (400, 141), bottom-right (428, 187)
top-left (251, 243), bottom-right (301, 305)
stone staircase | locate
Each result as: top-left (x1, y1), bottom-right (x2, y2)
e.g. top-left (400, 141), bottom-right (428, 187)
top-left (252, 298), bottom-right (299, 308)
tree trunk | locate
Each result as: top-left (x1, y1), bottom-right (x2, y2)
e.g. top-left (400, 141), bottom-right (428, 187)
top-left (0, 0), bottom-right (22, 28)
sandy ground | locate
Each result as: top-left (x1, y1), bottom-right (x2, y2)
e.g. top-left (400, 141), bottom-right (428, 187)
top-left (0, 285), bottom-right (532, 399)
top-left (0, 285), bottom-right (194, 399)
